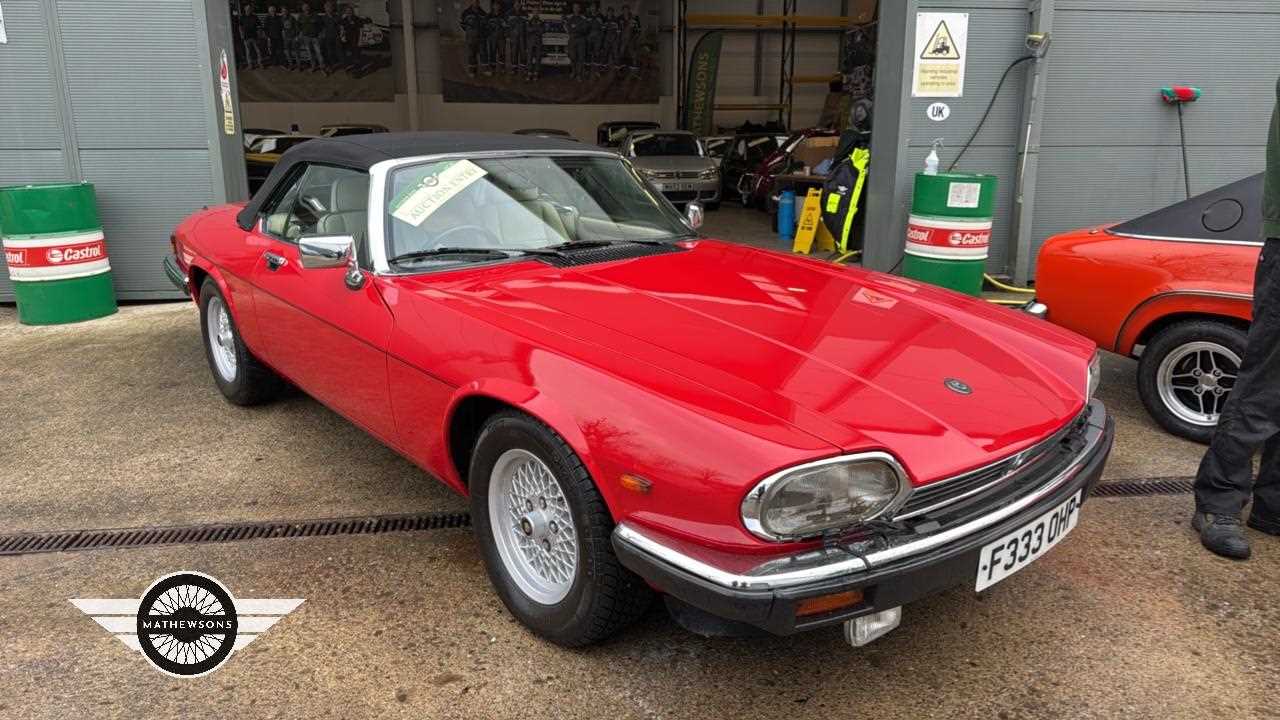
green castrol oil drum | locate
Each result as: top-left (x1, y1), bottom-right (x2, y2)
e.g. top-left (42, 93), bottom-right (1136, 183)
top-left (903, 172), bottom-right (998, 296)
top-left (0, 183), bottom-right (117, 325)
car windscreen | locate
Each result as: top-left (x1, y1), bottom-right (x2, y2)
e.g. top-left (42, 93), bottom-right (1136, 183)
top-left (629, 134), bottom-right (701, 157)
top-left (252, 137), bottom-right (314, 154)
top-left (703, 138), bottom-right (731, 159)
top-left (385, 155), bottom-right (692, 268)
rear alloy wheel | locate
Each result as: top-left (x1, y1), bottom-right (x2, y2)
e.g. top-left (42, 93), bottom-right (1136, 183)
top-left (470, 411), bottom-right (651, 646)
top-left (1138, 320), bottom-right (1247, 443)
top-left (198, 279), bottom-right (283, 406)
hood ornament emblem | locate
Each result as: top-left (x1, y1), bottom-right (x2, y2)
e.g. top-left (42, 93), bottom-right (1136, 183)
top-left (944, 378), bottom-right (973, 395)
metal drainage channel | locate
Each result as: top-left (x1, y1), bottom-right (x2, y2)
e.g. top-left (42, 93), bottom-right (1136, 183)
top-left (1089, 477), bottom-right (1195, 498)
top-left (0, 511), bottom-right (470, 557)
top-left (0, 479), bottom-right (1190, 558)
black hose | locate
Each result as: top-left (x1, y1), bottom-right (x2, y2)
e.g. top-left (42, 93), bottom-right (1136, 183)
top-left (947, 55), bottom-right (1037, 173)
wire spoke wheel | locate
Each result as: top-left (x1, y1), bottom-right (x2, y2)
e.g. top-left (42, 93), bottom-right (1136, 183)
top-left (205, 295), bottom-right (238, 382)
top-left (1157, 340), bottom-right (1240, 427)
top-left (488, 448), bottom-right (579, 605)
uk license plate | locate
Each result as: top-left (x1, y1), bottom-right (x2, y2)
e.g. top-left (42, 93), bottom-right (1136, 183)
top-left (975, 490), bottom-right (1082, 591)
top-left (660, 183), bottom-right (692, 192)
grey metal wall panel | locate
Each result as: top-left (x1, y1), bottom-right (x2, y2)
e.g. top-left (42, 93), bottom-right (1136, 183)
top-left (0, 0), bottom-right (63, 150)
top-left (1029, 4), bottom-right (1277, 275)
top-left (78, 150), bottom-right (215, 297)
top-left (1040, 11), bottom-right (1276, 148)
top-left (55, 0), bottom-right (208, 150)
top-left (907, 8), bottom-right (1027, 145)
top-left (1031, 146), bottom-right (1265, 249)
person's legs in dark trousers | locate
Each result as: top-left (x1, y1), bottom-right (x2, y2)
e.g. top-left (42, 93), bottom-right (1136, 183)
top-left (1252, 433), bottom-right (1280, 532)
top-left (1194, 239), bottom-right (1280, 557)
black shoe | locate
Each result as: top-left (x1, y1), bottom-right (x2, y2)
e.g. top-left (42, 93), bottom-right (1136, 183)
top-left (1246, 511), bottom-right (1280, 536)
top-left (1192, 513), bottom-right (1252, 560)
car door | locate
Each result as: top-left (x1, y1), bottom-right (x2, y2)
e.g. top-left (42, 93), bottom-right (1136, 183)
top-left (246, 163), bottom-right (399, 444)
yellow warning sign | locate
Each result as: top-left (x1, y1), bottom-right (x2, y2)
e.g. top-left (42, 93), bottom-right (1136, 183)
top-left (912, 12), bottom-right (968, 98)
top-left (791, 189), bottom-right (824, 255)
top-left (921, 21), bottom-right (960, 60)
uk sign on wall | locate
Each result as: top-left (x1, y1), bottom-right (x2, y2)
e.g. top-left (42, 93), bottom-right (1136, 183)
top-left (912, 12), bottom-right (969, 98)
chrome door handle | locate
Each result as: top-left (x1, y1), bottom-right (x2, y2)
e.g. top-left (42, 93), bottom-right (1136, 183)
top-left (264, 252), bottom-right (288, 271)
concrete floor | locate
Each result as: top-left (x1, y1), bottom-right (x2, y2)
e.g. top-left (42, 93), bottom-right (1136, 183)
top-left (1, 214), bottom-right (1277, 717)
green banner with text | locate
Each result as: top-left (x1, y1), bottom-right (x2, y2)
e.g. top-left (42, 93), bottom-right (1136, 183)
top-left (682, 31), bottom-right (724, 135)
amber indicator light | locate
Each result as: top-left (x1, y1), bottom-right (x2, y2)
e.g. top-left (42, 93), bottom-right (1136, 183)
top-left (794, 590), bottom-right (863, 618)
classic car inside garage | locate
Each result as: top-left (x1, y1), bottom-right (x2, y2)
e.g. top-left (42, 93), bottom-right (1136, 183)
top-left (3, 0), bottom-right (1280, 717)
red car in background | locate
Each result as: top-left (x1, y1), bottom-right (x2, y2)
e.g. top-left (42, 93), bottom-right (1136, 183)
top-left (737, 128), bottom-right (840, 209)
top-left (1035, 174), bottom-right (1263, 442)
top-left (165, 132), bottom-right (1112, 649)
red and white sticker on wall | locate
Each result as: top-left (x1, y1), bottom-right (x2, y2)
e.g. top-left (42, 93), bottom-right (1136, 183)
top-left (905, 214), bottom-right (992, 260)
top-left (2, 231), bottom-right (111, 282)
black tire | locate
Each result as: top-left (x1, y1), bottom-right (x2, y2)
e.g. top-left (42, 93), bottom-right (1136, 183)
top-left (1137, 319), bottom-right (1248, 443)
top-left (469, 410), bottom-right (652, 646)
top-left (198, 279), bottom-right (283, 406)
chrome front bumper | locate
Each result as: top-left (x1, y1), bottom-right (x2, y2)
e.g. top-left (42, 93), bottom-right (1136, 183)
top-left (613, 400), bottom-right (1113, 634)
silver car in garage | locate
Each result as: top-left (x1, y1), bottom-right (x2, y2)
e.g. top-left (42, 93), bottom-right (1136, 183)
top-left (621, 130), bottom-right (721, 209)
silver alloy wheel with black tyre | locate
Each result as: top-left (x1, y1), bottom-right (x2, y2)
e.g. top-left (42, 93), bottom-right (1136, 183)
top-left (470, 410), bottom-right (652, 646)
top-left (198, 279), bottom-right (284, 406)
top-left (1137, 319), bottom-right (1248, 443)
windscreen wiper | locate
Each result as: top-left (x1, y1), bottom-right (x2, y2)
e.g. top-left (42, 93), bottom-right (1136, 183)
top-left (388, 246), bottom-right (562, 265)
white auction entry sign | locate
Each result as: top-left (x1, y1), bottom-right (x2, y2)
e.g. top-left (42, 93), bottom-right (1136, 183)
top-left (913, 12), bottom-right (969, 98)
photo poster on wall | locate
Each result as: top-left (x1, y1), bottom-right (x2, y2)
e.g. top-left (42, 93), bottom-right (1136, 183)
top-left (439, 0), bottom-right (660, 104)
top-left (230, 1), bottom-right (394, 102)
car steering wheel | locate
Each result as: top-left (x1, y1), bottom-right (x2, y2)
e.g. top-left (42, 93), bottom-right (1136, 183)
top-left (432, 224), bottom-right (501, 249)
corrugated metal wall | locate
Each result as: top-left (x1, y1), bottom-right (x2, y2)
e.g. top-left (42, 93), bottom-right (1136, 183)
top-left (0, 0), bottom-right (236, 301)
top-left (0, 0), bottom-right (71, 295)
top-left (897, 0), bottom-right (1277, 278)
top-left (1032, 1), bottom-right (1274, 270)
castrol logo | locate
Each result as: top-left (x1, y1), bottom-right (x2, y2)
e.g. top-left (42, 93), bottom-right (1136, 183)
top-left (947, 231), bottom-right (989, 247)
top-left (4, 249), bottom-right (25, 267)
top-left (906, 226), bottom-right (931, 243)
top-left (45, 243), bottom-right (103, 264)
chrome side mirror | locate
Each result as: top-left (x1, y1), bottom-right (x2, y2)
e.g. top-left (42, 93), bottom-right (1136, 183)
top-left (298, 235), bottom-right (365, 290)
top-left (685, 201), bottom-right (705, 231)
top-left (299, 235), bottom-right (354, 269)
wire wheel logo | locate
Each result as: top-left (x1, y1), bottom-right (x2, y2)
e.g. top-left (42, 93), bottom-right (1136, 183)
top-left (137, 572), bottom-right (238, 677)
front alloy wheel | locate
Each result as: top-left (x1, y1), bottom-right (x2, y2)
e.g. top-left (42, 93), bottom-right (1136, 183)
top-left (470, 411), bottom-right (651, 646)
top-left (488, 448), bottom-right (579, 605)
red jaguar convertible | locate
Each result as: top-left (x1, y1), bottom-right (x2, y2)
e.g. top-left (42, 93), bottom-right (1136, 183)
top-left (165, 133), bottom-right (1113, 648)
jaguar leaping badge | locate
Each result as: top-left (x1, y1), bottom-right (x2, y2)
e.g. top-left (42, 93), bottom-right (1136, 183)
top-left (71, 571), bottom-right (303, 677)
top-left (944, 378), bottom-right (973, 395)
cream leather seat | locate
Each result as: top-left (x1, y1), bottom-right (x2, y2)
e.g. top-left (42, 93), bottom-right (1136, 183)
top-left (317, 175), bottom-right (370, 237)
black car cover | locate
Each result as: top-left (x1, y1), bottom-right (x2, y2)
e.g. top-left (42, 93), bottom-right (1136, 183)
top-left (1109, 173), bottom-right (1264, 244)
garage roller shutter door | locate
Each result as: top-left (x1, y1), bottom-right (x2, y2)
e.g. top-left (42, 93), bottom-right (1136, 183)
top-left (1, 0), bottom-right (243, 301)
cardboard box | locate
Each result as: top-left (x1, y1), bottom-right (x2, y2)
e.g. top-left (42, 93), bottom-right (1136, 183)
top-left (849, 0), bottom-right (877, 25)
top-left (792, 135), bottom-right (840, 173)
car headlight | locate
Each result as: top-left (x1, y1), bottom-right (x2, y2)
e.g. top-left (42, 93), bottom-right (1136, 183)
top-left (741, 453), bottom-right (909, 541)
top-left (698, 168), bottom-right (719, 180)
top-left (1087, 351), bottom-right (1102, 401)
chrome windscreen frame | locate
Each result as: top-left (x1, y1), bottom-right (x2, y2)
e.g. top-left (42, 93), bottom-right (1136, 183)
top-left (365, 148), bottom-right (661, 275)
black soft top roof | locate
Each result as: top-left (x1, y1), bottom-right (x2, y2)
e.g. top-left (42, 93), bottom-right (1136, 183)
top-left (1109, 173), bottom-right (1264, 244)
top-left (237, 131), bottom-right (589, 229)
